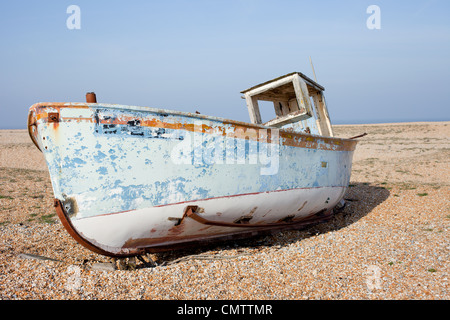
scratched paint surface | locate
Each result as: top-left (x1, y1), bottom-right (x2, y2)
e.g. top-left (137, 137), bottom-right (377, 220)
top-left (33, 103), bottom-right (355, 222)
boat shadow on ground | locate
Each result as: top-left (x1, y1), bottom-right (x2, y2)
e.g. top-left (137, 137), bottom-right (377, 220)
top-left (143, 182), bottom-right (390, 268)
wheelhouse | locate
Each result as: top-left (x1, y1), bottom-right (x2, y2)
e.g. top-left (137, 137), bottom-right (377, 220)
top-left (241, 72), bottom-right (333, 137)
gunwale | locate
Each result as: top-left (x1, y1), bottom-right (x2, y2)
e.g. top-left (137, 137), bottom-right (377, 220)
top-left (28, 102), bottom-right (357, 153)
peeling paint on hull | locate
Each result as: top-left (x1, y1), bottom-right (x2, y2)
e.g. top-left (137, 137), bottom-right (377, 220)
top-left (28, 102), bottom-right (357, 257)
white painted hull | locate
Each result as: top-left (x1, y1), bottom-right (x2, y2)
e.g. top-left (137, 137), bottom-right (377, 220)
top-left (73, 186), bottom-right (345, 255)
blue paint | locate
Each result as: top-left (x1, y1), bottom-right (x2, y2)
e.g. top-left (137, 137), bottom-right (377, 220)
top-left (94, 151), bottom-right (107, 161)
top-left (35, 103), bottom-right (356, 220)
top-left (93, 108), bottom-right (184, 141)
top-left (63, 156), bottom-right (87, 168)
top-left (96, 166), bottom-right (108, 175)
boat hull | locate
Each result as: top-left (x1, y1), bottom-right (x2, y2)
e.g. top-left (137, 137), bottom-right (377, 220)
top-left (28, 102), bottom-right (357, 256)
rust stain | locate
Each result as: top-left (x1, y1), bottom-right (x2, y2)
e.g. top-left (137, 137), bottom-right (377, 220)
top-left (53, 199), bottom-right (122, 257)
top-left (86, 92), bottom-right (97, 103)
top-left (53, 199), bottom-right (337, 256)
top-left (297, 201), bottom-right (308, 212)
top-left (248, 206), bottom-right (258, 216)
top-left (121, 209), bottom-right (337, 253)
top-left (47, 113), bottom-right (59, 123)
top-left (29, 103), bottom-right (357, 153)
top-left (27, 110), bottom-right (41, 151)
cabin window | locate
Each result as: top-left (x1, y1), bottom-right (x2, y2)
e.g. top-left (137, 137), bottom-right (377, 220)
top-left (240, 72), bottom-right (334, 137)
top-left (258, 100), bottom-right (278, 124)
top-left (241, 73), bottom-right (313, 127)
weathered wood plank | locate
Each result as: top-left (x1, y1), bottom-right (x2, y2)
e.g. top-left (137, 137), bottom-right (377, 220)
top-left (245, 94), bottom-right (262, 124)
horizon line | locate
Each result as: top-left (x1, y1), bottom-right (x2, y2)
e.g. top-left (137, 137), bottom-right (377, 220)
top-left (1, 119), bottom-right (449, 131)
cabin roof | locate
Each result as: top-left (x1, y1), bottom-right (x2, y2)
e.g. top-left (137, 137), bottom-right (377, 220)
top-left (240, 72), bottom-right (325, 94)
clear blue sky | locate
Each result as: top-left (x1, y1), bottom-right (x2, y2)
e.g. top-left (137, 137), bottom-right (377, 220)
top-left (0, 0), bottom-right (449, 129)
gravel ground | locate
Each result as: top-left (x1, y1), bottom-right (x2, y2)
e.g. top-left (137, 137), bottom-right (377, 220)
top-left (0, 122), bottom-right (448, 300)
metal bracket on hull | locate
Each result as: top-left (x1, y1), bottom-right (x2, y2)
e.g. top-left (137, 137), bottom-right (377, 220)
top-left (52, 199), bottom-right (337, 258)
top-left (183, 205), bottom-right (332, 229)
top-left (47, 113), bottom-right (60, 123)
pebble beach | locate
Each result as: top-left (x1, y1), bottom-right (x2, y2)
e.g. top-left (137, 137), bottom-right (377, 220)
top-left (0, 121), bottom-right (448, 300)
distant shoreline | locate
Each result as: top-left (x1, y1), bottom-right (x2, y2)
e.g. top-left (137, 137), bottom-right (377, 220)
top-left (333, 120), bottom-right (450, 127)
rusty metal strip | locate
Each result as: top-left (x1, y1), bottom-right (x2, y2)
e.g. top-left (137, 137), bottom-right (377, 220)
top-left (53, 199), bottom-right (135, 257)
top-left (93, 114), bottom-right (356, 151)
top-left (182, 205), bottom-right (331, 229)
top-left (27, 110), bottom-right (41, 152)
top-left (122, 208), bottom-right (335, 254)
top-left (29, 103), bottom-right (357, 152)
top-left (349, 133), bottom-right (368, 139)
top-left (53, 199), bottom-right (335, 257)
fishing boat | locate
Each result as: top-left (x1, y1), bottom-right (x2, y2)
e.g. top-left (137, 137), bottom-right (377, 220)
top-left (27, 72), bottom-right (358, 257)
